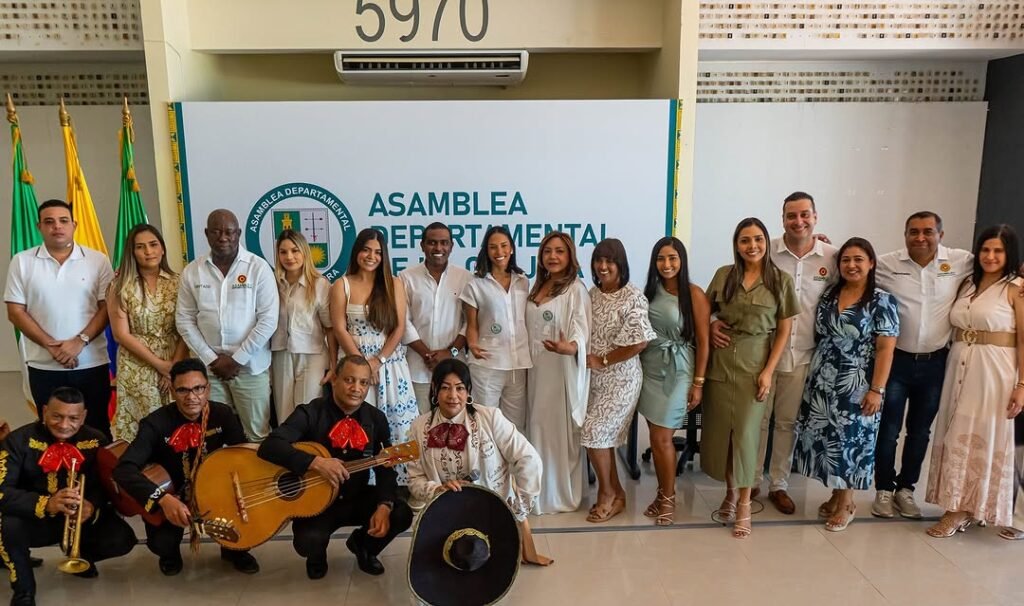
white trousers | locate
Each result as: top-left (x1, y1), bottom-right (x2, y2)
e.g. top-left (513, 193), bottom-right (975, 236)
top-left (468, 365), bottom-right (528, 434)
top-left (271, 350), bottom-right (329, 425)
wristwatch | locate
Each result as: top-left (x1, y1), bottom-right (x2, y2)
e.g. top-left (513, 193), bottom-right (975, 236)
top-left (378, 355), bottom-right (387, 366)
top-left (449, 347), bottom-right (460, 358)
top-left (869, 386), bottom-right (886, 396)
top-left (77, 333), bottom-right (90, 345)
top-left (601, 355), bottom-right (609, 367)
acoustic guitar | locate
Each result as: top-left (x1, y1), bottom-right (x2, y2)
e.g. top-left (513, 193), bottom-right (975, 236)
top-left (96, 440), bottom-right (240, 545)
top-left (193, 440), bottom-right (419, 550)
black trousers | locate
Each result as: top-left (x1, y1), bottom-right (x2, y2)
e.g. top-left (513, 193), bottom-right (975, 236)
top-left (143, 521), bottom-right (250, 561)
top-left (0, 508), bottom-right (136, 595)
top-left (28, 364), bottom-right (112, 440)
top-left (292, 489), bottom-right (413, 560)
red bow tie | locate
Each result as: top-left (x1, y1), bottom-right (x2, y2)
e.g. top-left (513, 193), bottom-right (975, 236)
top-left (38, 442), bottom-right (85, 474)
top-left (426, 422), bottom-right (468, 451)
top-left (168, 423), bottom-right (204, 453)
top-left (329, 418), bottom-right (369, 451)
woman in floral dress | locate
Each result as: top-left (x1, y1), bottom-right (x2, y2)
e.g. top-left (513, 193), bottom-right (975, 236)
top-left (794, 237), bottom-right (899, 531)
top-left (330, 228), bottom-right (418, 483)
top-left (109, 224), bottom-right (186, 441)
top-left (582, 238), bottom-right (656, 522)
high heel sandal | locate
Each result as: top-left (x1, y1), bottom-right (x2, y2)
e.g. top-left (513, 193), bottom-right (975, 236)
top-left (644, 489), bottom-right (665, 518)
top-left (732, 500), bottom-right (752, 539)
top-left (926, 513), bottom-right (973, 538)
top-left (717, 492), bottom-right (738, 523)
top-left (644, 491), bottom-right (676, 526)
top-left (818, 490), bottom-right (840, 519)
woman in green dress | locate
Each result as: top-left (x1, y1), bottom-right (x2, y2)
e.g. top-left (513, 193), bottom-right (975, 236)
top-left (637, 237), bottom-right (710, 526)
top-left (703, 218), bottom-right (800, 538)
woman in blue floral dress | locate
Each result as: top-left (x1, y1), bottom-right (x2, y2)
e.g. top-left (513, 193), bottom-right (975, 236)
top-left (794, 237), bottom-right (899, 531)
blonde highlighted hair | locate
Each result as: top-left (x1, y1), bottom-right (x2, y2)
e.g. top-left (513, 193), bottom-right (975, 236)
top-left (275, 230), bottom-right (325, 306)
top-left (529, 231), bottom-right (581, 302)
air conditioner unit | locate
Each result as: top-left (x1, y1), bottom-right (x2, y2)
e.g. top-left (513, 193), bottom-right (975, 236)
top-left (334, 50), bottom-right (528, 86)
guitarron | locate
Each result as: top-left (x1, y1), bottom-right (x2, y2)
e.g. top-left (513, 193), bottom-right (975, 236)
top-left (194, 440), bottom-right (419, 550)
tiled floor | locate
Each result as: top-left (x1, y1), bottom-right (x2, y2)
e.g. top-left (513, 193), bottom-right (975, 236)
top-left (3, 374), bottom-right (1022, 605)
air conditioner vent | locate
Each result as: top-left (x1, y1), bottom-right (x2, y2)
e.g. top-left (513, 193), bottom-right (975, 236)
top-left (334, 50), bottom-right (528, 86)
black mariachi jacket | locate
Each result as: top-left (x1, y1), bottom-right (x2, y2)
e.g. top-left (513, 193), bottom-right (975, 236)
top-left (111, 402), bottom-right (245, 513)
top-left (0, 422), bottom-right (107, 520)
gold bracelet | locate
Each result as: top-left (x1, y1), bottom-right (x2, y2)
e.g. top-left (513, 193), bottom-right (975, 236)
top-left (1015, 382), bottom-right (1024, 390)
top-left (693, 377), bottom-right (706, 387)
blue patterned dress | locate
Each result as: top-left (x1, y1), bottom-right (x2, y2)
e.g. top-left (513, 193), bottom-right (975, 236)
top-left (793, 287), bottom-right (900, 489)
top-left (342, 277), bottom-right (419, 484)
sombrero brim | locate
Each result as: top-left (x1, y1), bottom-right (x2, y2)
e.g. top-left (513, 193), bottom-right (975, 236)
top-left (408, 485), bottom-right (521, 606)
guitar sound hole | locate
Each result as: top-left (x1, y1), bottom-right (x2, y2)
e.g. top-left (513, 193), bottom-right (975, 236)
top-left (277, 472), bottom-right (303, 501)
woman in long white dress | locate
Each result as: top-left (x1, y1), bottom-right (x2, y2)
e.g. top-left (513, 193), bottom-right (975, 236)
top-left (329, 228), bottom-right (418, 484)
top-left (526, 231), bottom-right (591, 514)
top-left (925, 224), bottom-right (1024, 535)
top-left (582, 238), bottom-right (656, 523)
top-left (406, 358), bottom-right (552, 565)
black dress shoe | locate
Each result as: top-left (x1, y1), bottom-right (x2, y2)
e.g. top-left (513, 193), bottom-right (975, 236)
top-left (221, 549), bottom-right (260, 575)
top-left (305, 557), bottom-right (328, 580)
top-left (10, 591), bottom-right (35, 606)
top-left (346, 534), bottom-right (384, 576)
top-left (29, 557), bottom-right (43, 568)
top-left (158, 556), bottom-right (183, 576)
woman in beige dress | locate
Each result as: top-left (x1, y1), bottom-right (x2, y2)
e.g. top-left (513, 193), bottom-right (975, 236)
top-left (108, 224), bottom-right (187, 441)
top-left (925, 224), bottom-right (1024, 536)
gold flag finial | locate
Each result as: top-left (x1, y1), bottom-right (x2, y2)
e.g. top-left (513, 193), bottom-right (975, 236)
top-left (5, 93), bottom-right (17, 125)
top-left (59, 96), bottom-right (70, 126)
top-left (121, 96), bottom-right (132, 127)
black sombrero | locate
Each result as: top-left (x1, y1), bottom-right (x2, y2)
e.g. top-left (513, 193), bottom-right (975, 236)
top-left (408, 485), bottom-right (521, 606)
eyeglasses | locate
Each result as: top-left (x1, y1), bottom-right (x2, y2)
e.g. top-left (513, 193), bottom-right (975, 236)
top-left (174, 384), bottom-right (208, 397)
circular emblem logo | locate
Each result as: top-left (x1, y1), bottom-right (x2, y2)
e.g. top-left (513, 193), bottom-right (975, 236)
top-left (818, 267), bottom-right (827, 277)
top-left (542, 310), bottom-right (554, 321)
top-left (246, 182), bottom-right (358, 282)
top-left (940, 262), bottom-right (951, 273)
top-left (237, 275), bottom-right (247, 284)
top-left (490, 323), bottom-right (502, 334)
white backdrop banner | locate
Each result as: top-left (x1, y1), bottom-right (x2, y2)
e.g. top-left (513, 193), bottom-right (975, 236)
top-left (171, 100), bottom-right (680, 282)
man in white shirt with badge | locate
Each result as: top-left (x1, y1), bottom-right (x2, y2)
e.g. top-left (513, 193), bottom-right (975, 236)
top-left (5, 199), bottom-right (115, 439)
top-left (176, 209), bottom-right (279, 442)
top-left (711, 191), bottom-right (836, 514)
top-left (399, 222), bottom-right (471, 413)
top-left (872, 211), bottom-right (972, 519)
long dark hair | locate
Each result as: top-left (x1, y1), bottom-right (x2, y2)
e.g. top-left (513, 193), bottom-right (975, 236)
top-left (473, 225), bottom-right (524, 278)
top-left (346, 228), bottom-right (398, 334)
top-left (644, 237), bottom-right (696, 342)
top-left (428, 358), bottom-right (476, 422)
top-left (530, 231), bottom-right (581, 302)
top-left (824, 237), bottom-right (878, 309)
top-left (960, 224), bottom-right (1022, 295)
top-left (723, 218), bottom-right (784, 303)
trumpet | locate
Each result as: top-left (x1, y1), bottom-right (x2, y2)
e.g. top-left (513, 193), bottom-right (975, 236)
top-left (57, 459), bottom-right (90, 574)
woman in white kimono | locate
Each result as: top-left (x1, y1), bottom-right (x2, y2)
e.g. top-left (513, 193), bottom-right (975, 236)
top-left (526, 231), bottom-right (591, 514)
top-left (407, 358), bottom-right (552, 565)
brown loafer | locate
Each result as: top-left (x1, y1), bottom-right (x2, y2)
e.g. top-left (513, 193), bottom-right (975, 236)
top-left (768, 490), bottom-right (796, 515)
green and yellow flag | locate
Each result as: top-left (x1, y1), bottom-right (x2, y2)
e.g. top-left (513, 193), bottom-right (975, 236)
top-left (59, 98), bottom-right (109, 255)
top-left (6, 93), bottom-right (42, 411)
top-left (113, 97), bottom-right (148, 268)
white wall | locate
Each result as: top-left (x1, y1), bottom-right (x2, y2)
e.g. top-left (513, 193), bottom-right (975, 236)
top-left (690, 102), bottom-right (987, 286)
top-left (0, 105), bottom-right (160, 372)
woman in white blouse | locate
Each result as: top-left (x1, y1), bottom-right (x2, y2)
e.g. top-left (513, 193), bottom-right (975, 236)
top-left (407, 358), bottom-right (551, 565)
top-left (460, 225), bottom-right (533, 432)
top-left (270, 230), bottom-right (337, 423)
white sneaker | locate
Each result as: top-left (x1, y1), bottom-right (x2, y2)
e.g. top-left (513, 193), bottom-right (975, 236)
top-left (894, 488), bottom-right (923, 519)
top-left (871, 490), bottom-right (895, 518)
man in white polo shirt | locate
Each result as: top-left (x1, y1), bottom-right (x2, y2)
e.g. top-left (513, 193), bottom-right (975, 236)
top-left (5, 199), bottom-right (115, 439)
top-left (872, 211), bottom-right (972, 519)
top-left (176, 209), bottom-right (279, 442)
top-left (399, 222), bottom-right (471, 413)
top-left (711, 191), bottom-right (836, 514)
